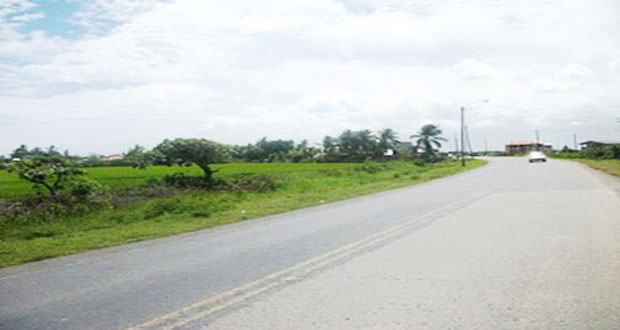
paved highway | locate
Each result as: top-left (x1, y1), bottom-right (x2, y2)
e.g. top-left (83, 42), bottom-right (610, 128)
top-left (1, 157), bottom-right (619, 329)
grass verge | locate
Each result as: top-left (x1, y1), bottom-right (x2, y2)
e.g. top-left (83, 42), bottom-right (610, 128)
top-left (571, 159), bottom-right (620, 178)
top-left (0, 160), bottom-right (485, 268)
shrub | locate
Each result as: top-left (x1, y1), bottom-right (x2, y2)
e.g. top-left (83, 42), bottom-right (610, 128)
top-left (355, 159), bottom-right (387, 173)
top-left (161, 172), bottom-right (278, 193)
top-left (221, 174), bottom-right (278, 193)
top-left (143, 198), bottom-right (186, 220)
top-left (0, 193), bottom-right (108, 223)
top-left (68, 179), bottom-right (105, 200)
top-left (162, 173), bottom-right (211, 188)
top-left (553, 144), bottom-right (620, 160)
top-left (6, 156), bottom-right (86, 196)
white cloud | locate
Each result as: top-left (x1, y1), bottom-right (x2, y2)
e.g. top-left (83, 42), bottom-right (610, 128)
top-left (1, 0), bottom-right (620, 155)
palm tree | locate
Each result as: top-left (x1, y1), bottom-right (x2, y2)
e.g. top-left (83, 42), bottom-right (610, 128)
top-left (410, 124), bottom-right (447, 157)
top-left (378, 128), bottom-right (399, 151)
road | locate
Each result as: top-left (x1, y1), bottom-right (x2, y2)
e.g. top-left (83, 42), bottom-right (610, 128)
top-left (1, 157), bottom-right (619, 329)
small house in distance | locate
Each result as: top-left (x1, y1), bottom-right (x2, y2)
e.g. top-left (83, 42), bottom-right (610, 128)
top-left (101, 154), bottom-right (124, 162)
top-left (505, 141), bottom-right (552, 155)
top-left (579, 140), bottom-right (620, 151)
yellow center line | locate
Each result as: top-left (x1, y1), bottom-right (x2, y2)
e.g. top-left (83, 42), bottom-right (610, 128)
top-left (127, 191), bottom-right (490, 330)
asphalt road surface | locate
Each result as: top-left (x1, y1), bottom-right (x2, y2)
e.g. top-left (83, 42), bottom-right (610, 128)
top-left (1, 157), bottom-right (619, 329)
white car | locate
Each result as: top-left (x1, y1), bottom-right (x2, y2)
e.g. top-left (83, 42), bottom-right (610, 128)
top-left (528, 151), bottom-right (547, 163)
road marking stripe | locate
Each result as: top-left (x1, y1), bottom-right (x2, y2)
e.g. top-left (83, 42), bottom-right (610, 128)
top-left (127, 191), bottom-right (491, 330)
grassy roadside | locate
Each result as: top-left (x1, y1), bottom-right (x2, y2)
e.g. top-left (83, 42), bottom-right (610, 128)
top-left (0, 160), bottom-right (485, 268)
top-left (570, 159), bottom-right (620, 178)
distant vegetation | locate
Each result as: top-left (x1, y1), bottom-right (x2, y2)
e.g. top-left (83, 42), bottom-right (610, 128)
top-left (552, 144), bottom-right (620, 160)
top-left (551, 144), bottom-right (620, 178)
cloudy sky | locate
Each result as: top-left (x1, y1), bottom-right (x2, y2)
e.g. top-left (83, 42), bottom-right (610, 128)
top-left (1, 0), bottom-right (619, 156)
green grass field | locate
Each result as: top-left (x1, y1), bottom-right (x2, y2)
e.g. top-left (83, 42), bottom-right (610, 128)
top-left (0, 163), bottom-right (357, 200)
top-left (0, 160), bottom-right (486, 267)
top-left (572, 159), bottom-right (620, 178)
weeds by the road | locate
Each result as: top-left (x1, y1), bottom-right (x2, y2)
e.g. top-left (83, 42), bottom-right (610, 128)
top-left (0, 160), bottom-right (485, 268)
top-left (572, 159), bottom-right (620, 178)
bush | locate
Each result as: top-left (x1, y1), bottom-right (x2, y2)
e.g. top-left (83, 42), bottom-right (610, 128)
top-left (162, 173), bottom-right (211, 188)
top-left (68, 179), bottom-right (104, 200)
top-left (143, 198), bottom-right (187, 220)
top-left (553, 144), bottom-right (620, 160)
top-left (599, 145), bottom-right (620, 159)
top-left (160, 172), bottom-right (278, 193)
top-left (6, 156), bottom-right (87, 196)
top-left (0, 193), bottom-right (108, 223)
top-left (218, 174), bottom-right (278, 193)
top-left (355, 159), bottom-right (388, 173)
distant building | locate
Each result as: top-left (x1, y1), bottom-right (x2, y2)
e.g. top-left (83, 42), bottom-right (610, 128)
top-left (505, 141), bottom-right (552, 155)
top-left (100, 154), bottom-right (124, 162)
top-left (579, 140), bottom-right (620, 151)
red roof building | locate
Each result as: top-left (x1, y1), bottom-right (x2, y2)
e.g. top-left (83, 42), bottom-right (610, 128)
top-left (505, 141), bottom-right (552, 155)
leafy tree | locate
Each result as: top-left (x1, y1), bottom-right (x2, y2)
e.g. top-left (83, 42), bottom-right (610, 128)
top-left (378, 128), bottom-right (400, 153)
top-left (394, 142), bottom-right (416, 160)
top-left (584, 144), bottom-right (620, 159)
top-left (321, 136), bottom-right (340, 162)
top-left (256, 138), bottom-right (295, 161)
top-left (233, 138), bottom-right (301, 162)
top-left (10, 144), bottom-right (30, 160)
top-left (6, 156), bottom-right (86, 196)
top-left (124, 145), bottom-right (152, 169)
top-left (287, 140), bottom-right (320, 163)
top-left (336, 129), bottom-right (380, 162)
top-left (9, 144), bottom-right (61, 160)
top-left (410, 124), bottom-right (447, 161)
top-left (46, 145), bottom-right (61, 157)
top-left (322, 136), bottom-right (337, 153)
top-left (321, 129), bottom-right (391, 162)
top-left (153, 138), bottom-right (231, 181)
top-left (322, 136), bottom-right (336, 150)
top-left (81, 154), bottom-right (105, 167)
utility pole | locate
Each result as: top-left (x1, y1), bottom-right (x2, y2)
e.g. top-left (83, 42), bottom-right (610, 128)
top-left (484, 138), bottom-right (488, 155)
top-left (460, 106), bottom-right (465, 166)
top-left (535, 130), bottom-right (540, 151)
top-left (454, 134), bottom-right (459, 156)
top-left (458, 100), bottom-right (488, 165)
top-left (465, 125), bottom-right (473, 155)
top-left (573, 134), bottom-right (577, 150)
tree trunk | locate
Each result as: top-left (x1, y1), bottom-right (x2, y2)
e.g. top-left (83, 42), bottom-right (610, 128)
top-left (196, 162), bottom-right (214, 182)
top-left (37, 180), bottom-right (56, 196)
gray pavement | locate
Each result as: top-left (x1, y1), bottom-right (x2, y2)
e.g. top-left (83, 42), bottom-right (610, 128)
top-left (1, 158), bottom-right (619, 329)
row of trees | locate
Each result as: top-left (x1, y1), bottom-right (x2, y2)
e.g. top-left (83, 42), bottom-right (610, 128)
top-left (322, 126), bottom-right (447, 163)
top-left (233, 138), bottom-right (320, 163)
